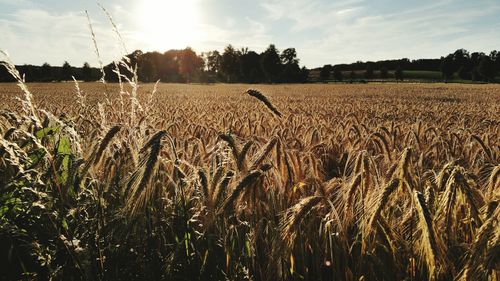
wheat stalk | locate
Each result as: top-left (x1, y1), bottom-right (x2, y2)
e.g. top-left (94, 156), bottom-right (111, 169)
top-left (246, 89), bottom-right (282, 118)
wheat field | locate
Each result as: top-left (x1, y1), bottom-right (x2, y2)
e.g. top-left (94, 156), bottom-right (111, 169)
top-left (0, 78), bottom-right (499, 280)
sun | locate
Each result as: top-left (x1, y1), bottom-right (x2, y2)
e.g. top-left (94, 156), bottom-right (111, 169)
top-left (137, 0), bottom-right (201, 51)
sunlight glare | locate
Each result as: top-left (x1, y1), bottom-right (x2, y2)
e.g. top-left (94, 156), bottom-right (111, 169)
top-left (138, 0), bottom-right (201, 50)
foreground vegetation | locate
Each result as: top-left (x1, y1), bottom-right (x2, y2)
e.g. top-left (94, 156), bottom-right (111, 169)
top-left (0, 59), bottom-right (499, 280)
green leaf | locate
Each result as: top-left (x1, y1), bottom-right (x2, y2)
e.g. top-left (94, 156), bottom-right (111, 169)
top-left (62, 218), bottom-right (68, 231)
top-left (60, 155), bottom-right (70, 185)
top-left (35, 126), bottom-right (59, 139)
top-left (57, 136), bottom-right (71, 155)
top-left (245, 240), bottom-right (251, 257)
top-left (57, 136), bottom-right (71, 185)
top-left (184, 232), bottom-right (190, 256)
top-left (0, 205), bottom-right (9, 218)
top-left (28, 148), bottom-right (46, 167)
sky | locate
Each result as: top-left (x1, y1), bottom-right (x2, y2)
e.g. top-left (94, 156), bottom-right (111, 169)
top-left (1, 0), bottom-right (499, 68)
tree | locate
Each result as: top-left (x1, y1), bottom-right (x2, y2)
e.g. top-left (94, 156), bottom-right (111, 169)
top-left (220, 45), bottom-right (240, 82)
top-left (281, 63), bottom-right (302, 83)
top-left (472, 67), bottom-right (481, 81)
top-left (364, 65), bottom-right (374, 79)
top-left (333, 67), bottom-right (343, 81)
top-left (299, 67), bottom-right (309, 83)
top-left (380, 67), bottom-right (388, 79)
top-left (440, 54), bottom-right (456, 82)
top-left (239, 51), bottom-right (262, 83)
top-left (279, 48), bottom-right (302, 83)
top-left (395, 66), bottom-right (403, 81)
top-left (470, 52), bottom-right (484, 66)
top-left (61, 61), bottom-right (72, 81)
top-left (280, 48), bottom-right (298, 65)
top-left (82, 62), bottom-right (92, 82)
top-left (260, 44), bottom-right (282, 83)
top-left (104, 50), bottom-right (143, 82)
top-left (457, 65), bottom-right (470, 80)
top-left (40, 63), bottom-right (52, 82)
top-left (491, 50), bottom-right (500, 73)
top-left (478, 56), bottom-right (496, 82)
top-left (453, 49), bottom-right (470, 69)
top-left (178, 47), bottom-right (204, 83)
top-left (0, 62), bottom-right (13, 82)
top-left (319, 64), bottom-right (332, 82)
top-left (161, 50), bottom-right (182, 82)
top-left (138, 54), bottom-right (158, 82)
top-left (204, 51), bottom-right (222, 74)
top-left (349, 70), bottom-right (356, 81)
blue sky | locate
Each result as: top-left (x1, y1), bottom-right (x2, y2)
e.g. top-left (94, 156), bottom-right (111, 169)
top-left (1, 0), bottom-right (499, 68)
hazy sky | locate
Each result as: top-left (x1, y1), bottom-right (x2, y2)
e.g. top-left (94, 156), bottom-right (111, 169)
top-left (1, 0), bottom-right (499, 68)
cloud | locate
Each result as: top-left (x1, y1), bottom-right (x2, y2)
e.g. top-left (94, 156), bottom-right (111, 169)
top-left (1, 0), bottom-right (500, 68)
top-left (188, 16), bottom-right (273, 54)
top-left (261, 0), bottom-right (365, 31)
top-left (0, 8), bottom-right (119, 66)
top-left (259, 0), bottom-right (500, 66)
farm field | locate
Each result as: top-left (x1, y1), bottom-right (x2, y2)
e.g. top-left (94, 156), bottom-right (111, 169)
top-left (1, 82), bottom-right (499, 280)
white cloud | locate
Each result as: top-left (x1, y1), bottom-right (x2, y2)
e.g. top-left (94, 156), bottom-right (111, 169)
top-left (1, 0), bottom-right (499, 68)
top-left (0, 8), bottom-right (129, 67)
top-left (259, 0), bottom-right (500, 66)
top-left (261, 0), bottom-right (365, 31)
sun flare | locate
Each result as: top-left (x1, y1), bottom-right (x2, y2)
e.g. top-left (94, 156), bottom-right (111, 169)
top-left (137, 0), bottom-right (201, 51)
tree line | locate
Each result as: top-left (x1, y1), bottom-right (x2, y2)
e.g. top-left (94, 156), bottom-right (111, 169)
top-left (0, 61), bottom-right (100, 82)
top-left (104, 44), bottom-right (309, 83)
top-left (1, 44), bottom-right (309, 84)
top-left (318, 48), bottom-right (500, 82)
top-left (2, 47), bottom-right (499, 83)
top-left (440, 49), bottom-right (500, 82)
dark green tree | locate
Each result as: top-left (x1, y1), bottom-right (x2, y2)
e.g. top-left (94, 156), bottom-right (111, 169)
top-left (260, 44), bottom-right (282, 83)
top-left (478, 55), bottom-right (496, 82)
top-left (470, 52), bottom-right (485, 66)
top-left (220, 45), bottom-right (240, 82)
top-left (457, 65), bottom-right (470, 80)
top-left (204, 51), bottom-right (221, 74)
top-left (472, 67), bottom-right (481, 81)
top-left (279, 47), bottom-right (302, 82)
top-left (380, 67), bottom-right (388, 79)
top-left (333, 67), bottom-right (343, 81)
top-left (319, 64), bottom-right (332, 82)
top-left (82, 62), bottom-right (92, 82)
top-left (453, 49), bottom-right (470, 69)
top-left (349, 70), bottom-right (356, 81)
top-left (138, 54), bottom-right (158, 82)
top-left (299, 67), bottom-right (309, 83)
top-left (239, 51), bottom-right (262, 83)
top-left (491, 50), bottom-right (500, 73)
top-left (0, 62), bottom-right (13, 82)
top-left (40, 63), bottom-right (52, 82)
top-left (364, 65), bottom-right (374, 79)
top-left (440, 54), bottom-right (456, 82)
top-left (280, 48), bottom-right (298, 65)
top-left (395, 66), bottom-right (403, 81)
top-left (61, 61), bottom-right (72, 81)
top-left (281, 63), bottom-right (301, 83)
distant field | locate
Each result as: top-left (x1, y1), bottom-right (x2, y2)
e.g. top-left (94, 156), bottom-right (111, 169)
top-left (309, 69), bottom-right (500, 83)
top-left (1, 82), bottom-right (499, 108)
top-left (1, 82), bottom-right (499, 280)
